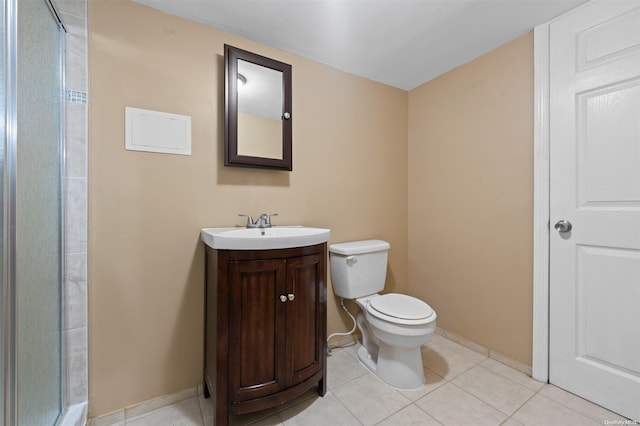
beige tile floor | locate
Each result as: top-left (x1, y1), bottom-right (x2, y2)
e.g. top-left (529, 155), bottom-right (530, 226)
top-left (108, 334), bottom-right (631, 425)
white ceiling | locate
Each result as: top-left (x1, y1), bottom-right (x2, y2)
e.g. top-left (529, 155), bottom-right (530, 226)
top-left (133, 0), bottom-right (589, 90)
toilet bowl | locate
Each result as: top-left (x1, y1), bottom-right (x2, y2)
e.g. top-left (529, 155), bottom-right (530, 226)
top-left (329, 240), bottom-right (437, 390)
top-left (355, 293), bottom-right (436, 389)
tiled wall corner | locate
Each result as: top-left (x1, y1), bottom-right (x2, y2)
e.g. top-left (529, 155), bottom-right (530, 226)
top-left (65, 326), bottom-right (89, 403)
top-left (55, 0), bottom-right (88, 409)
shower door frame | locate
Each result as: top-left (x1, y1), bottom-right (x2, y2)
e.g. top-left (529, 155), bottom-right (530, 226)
top-left (3, 0), bottom-right (68, 424)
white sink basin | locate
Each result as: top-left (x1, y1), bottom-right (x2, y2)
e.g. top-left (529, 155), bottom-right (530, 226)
top-left (201, 226), bottom-right (331, 250)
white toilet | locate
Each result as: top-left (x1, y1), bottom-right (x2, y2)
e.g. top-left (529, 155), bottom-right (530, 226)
top-left (329, 239), bottom-right (437, 390)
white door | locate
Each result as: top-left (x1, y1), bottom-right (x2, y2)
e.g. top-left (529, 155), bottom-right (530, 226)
top-left (549, 0), bottom-right (640, 420)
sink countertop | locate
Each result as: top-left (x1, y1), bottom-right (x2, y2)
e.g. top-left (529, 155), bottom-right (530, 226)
top-left (200, 226), bottom-right (331, 250)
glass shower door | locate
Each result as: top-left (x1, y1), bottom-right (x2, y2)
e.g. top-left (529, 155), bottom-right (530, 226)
top-left (0, 0), bottom-right (5, 419)
top-left (15, 0), bottom-right (64, 424)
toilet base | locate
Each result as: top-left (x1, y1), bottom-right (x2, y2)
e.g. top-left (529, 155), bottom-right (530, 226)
top-left (357, 345), bottom-right (378, 374)
top-left (357, 344), bottom-right (425, 390)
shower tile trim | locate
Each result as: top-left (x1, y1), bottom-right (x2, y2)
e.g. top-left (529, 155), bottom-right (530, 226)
top-left (58, 0), bottom-right (89, 413)
top-left (67, 89), bottom-right (87, 104)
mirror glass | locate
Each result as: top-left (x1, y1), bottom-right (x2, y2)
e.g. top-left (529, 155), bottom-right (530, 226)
top-left (224, 45), bottom-right (292, 171)
top-left (237, 59), bottom-right (283, 160)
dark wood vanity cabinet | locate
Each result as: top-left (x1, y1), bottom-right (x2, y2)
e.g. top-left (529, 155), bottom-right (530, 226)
top-left (204, 243), bottom-right (327, 425)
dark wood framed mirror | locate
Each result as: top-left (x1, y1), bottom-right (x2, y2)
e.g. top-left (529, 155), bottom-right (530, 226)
top-left (224, 45), bottom-right (292, 171)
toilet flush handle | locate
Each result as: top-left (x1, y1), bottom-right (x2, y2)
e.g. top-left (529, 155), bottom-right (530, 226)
top-left (346, 255), bottom-right (357, 266)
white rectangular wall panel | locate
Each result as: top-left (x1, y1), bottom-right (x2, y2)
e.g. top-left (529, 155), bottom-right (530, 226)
top-left (125, 107), bottom-right (191, 155)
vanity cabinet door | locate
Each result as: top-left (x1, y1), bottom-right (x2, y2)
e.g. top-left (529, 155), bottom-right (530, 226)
top-left (228, 259), bottom-right (287, 402)
top-left (206, 243), bottom-right (327, 425)
top-left (284, 253), bottom-right (326, 387)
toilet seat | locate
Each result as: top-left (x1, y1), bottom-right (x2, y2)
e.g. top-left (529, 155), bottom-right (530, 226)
top-left (367, 293), bottom-right (435, 325)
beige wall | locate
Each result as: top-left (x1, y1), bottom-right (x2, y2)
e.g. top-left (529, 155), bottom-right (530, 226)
top-left (88, 0), bottom-right (408, 417)
top-left (407, 33), bottom-right (534, 365)
top-left (90, 0), bottom-right (535, 416)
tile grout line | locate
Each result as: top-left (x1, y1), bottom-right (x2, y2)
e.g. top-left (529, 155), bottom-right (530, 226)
top-left (474, 362), bottom-right (543, 393)
top-left (332, 390), bottom-right (365, 426)
top-left (501, 385), bottom-right (540, 425)
top-left (445, 381), bottom-right (510, 421)
top-left (530, 389), bottom-right (628, 425)
top-left (335, 366), bottom-right (414, 425)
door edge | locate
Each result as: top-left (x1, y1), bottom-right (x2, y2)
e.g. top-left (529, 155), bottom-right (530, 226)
top-left (532, 22), bottom-right (551, 383)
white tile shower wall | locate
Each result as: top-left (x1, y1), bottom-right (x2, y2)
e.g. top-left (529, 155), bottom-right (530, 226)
top-left (56, 0), bottom-right (88, 408)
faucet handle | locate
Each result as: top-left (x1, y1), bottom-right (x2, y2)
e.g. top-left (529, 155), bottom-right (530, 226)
top-left (238, 214), bottom-right (254, 227)
top-left (265, 213), bottom-right (278, 226)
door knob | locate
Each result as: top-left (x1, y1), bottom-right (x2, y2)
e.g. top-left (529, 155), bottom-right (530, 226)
top-left (554, 220), bottom-right (572, 233)
top-left (287, 293), bottom-right (295, 301)
top-left (279, 295), bottom-right (287, 302)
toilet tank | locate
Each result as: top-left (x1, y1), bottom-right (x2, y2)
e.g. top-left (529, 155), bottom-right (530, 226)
top-left (328, 240), bottom-right (390, 299)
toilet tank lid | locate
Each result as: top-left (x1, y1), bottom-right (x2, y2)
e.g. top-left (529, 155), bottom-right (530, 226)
top-left (329, 239), bottom-right (390, 255)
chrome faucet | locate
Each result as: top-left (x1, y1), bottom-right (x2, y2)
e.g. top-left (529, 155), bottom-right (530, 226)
top-left (239, 213), bottom-right (278, 228)
top-left (254, 213), bottom-right (276, 228)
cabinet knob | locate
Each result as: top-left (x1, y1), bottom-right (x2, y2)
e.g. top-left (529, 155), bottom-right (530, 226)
top-left (279, 295), bottom-right (287, 303)
top-left (287, 293), bottom-right (295, 301)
